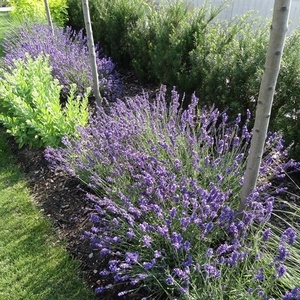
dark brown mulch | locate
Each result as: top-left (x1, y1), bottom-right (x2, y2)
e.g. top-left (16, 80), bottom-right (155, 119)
top-left (6, 71), bottom-right (159, 300)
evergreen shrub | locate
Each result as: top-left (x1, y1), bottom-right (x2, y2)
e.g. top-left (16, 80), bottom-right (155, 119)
top-left (271, 29), bottom-right (300, 160)
top-left (66, 0), bottom-right (150, 67)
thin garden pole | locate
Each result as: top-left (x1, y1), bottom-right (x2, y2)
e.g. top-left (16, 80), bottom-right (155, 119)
top-left (239, 0), bottom-right (291, 214)
top-left (43, 0), bottom-right (54, 35)
top-left (82, 0), bottom-right (102, 106)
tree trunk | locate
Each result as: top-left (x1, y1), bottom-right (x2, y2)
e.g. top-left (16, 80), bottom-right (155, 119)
top-left (239, 0), bottom-right (291, 213)
top-left (43, 0), bottom-right (54, 35)
top-left (81, 0), bottom-right (102, 106)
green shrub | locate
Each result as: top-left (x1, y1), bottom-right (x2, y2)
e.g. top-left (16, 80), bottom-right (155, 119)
top-left (10, 0), bottom-right (68, 26)
top-left (48, 0), bottom-right (68, 26)
top-left (65, 0), bottom-right (84, 31)
top-left (129, 0), bottom-right (195, 83)
top-left (66, 0), bottom-right (150, 67)
top-left (129, 1), bottom-right (269, 115)
top-left (270, 29), bottom-right (300, 160)
top-left (0, 0), bottom-right (10, 7)
top-left (190, 20), bottom-right (267, 113)
top-left (0, 53), bottom-right (89, 148)
top-left (67, 0), bottom-right (268, 115)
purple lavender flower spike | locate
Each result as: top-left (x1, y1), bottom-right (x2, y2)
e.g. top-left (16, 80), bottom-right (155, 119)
top-left (281, 228), bottom-right (297, 246)
top-left (143, 235), bottom-right (152, 248)
top-left (276, 245), bottom-right (290, 262)
top-left (165, 275), bottom-right (173, 285)
top-left (262, 228), bottom-right (271, 242)
top-left (276, 265), bottom-right (287, 278)
top-left (204, 264), bottom-right (221, 279)
top-left (44, 85), bottom-right (300, 299)
top-left (255, 267), bottom-right (265, 281)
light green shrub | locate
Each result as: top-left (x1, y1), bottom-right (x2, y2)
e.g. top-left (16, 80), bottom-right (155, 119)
top-left (48, 0), bottom-right (68, 26)
top-left (271, 29), bottom-right (300, 159)
top-left (10, 0), bottom-right (68, 26)
top-left (0, 53), bottom-right (89, 148)
top-left (0, 0), bottom-right (10, 7)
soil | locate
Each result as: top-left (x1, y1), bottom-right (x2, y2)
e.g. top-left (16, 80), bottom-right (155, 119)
top-left (6, 70), bottom-right (160, 300)
top-left (5, 69), bottom-right (300, 300)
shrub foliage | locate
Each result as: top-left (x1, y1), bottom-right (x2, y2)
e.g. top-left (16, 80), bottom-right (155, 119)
top-left (0, 54), bottom-right (89, 148)
top-left (67, 0), bottom-right (149, 68)
top-left (10, 0), bottom-right (68, 26)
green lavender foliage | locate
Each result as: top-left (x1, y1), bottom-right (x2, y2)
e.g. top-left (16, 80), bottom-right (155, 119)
top-left (0, 53), bottom-right (89, 148)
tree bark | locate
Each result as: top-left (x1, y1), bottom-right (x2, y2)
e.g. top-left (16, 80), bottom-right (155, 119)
top-left (239, 0), bottom-right (291, 213)
top-left (82, 0), bottom-right (102, 106)
top-left (43, 0), bottom-right (54, 35)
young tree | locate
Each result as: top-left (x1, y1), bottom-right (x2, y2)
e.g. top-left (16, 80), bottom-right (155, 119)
top-left (239, 0), bottom-right (291, 214)
top-left (43, 0), bottom-right (54, 35)
top-left (82, 0), bottom-right (102, 106)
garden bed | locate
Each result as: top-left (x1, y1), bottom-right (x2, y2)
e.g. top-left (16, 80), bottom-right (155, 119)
top-left (8, 73), bottom-right (300, 299)
top-left (8, 70), bottom-right (159, 299)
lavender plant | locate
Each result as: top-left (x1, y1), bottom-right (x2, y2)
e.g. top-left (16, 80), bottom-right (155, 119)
top-left (45, 87), bottom-right (300, 299)
top-left (2, 23), bottom-right (119, 98)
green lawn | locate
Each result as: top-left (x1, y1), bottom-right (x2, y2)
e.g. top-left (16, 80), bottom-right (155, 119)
top-left (0, 11), bottom-right (11, 56)
top-left (0, 132), bottom-right (94, 300)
